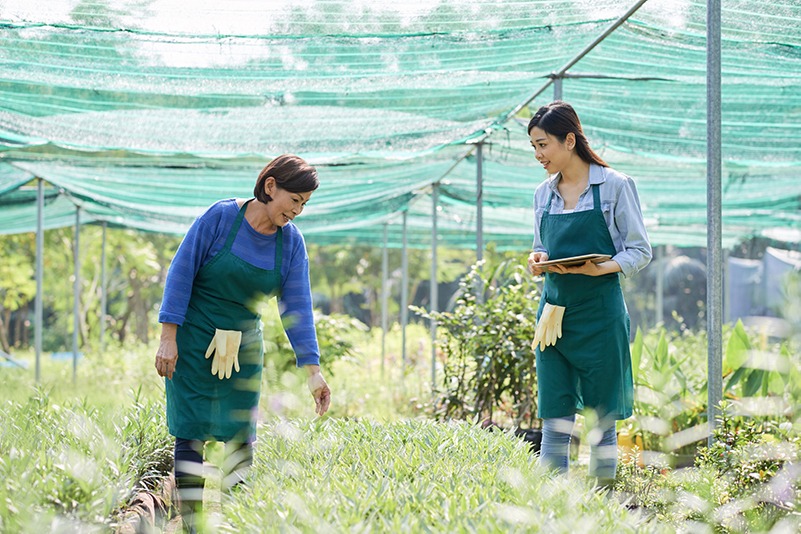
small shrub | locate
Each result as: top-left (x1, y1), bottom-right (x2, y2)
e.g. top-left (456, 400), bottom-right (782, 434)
top-left (413, 259), bottom-right (539, 428)
top-left (262, 306), bottom-right (368, 376)
top-left (695, 403), bottom-right (800, 502)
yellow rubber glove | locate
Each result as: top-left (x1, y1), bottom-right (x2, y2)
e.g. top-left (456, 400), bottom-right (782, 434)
top-left (531, 303), bottom-right (566, 351)
top-left (550, 305), bottom-right (565, 345)
top-left (532, 303), bottom-right (554, 351)
top-left (204, 329), bottom-right (242, 379)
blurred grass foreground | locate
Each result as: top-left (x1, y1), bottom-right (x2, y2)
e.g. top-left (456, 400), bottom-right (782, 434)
top-left (1, 318), bottom-right (800, 533)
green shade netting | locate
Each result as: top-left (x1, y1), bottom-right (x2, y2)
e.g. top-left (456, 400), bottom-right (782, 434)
top-left (4, 137), bottom-right (796, 250)
top-left (0, 162), bottom-right (33, 195)
top-left (0, 0), bottom-right (799, 248)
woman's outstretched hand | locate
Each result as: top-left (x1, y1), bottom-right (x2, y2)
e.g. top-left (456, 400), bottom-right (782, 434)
top-left (306, 366), bottom-right (331, 416)
top-left (155, 339), bottom-right (178, 379)
top-left (155, 323), bottom-right (179, 379)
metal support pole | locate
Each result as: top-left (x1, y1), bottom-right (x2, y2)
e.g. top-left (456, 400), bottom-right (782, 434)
top-left (400, 211), bottom-right (409, 377)
top-left (73, 208), bottom-right (81, 383)
top-left (430, 184), bottom-right (439, 393)
top-left (381, 223), bottom-right (389, 379)
top-left (35, 178), bottom-right (44, 383)
top-left (476, 142), bottom-right (484, 264)
top-left (706, 0), bottom-right (723, 445)
top-left (656, 245), bottom-right (664, 326)
top-left (553, 76), bottom-right (563, 101)
top-left (100, 221), bottom-right (107, 352)
top-left (493, 0), bottom-right (649, 127)
top-left (723, 248), bottom-right (730, 323)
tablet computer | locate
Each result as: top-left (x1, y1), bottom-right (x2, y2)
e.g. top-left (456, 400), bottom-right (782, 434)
top-left (536, 253), bottom-right (612, 269)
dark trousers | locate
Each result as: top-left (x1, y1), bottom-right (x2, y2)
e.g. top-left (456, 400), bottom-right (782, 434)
top-left (174, 437), bottom-right (254, 531)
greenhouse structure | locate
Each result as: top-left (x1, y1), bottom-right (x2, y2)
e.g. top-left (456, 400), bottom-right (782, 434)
top-left (1, 0), bottom-right (800, 430)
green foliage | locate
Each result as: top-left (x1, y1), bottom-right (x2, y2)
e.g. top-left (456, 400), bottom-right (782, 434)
top-left (696, 403), bottom-right (800, 498)
top-left (414, 259), bottom-right (539, 428)
top-left (618, 404), bottom-right (801, 532)
top-left (614, 457), bottom-right (675, 517)
top-left (0, 235), bottom-right (36, 311)
top-left (313, 311), bottom-right (370, 371)
top-left (625, 319), bottom-right (801, 472)
top-left (260, 299), bottom-right (369, 376)
top-left (307, 244), bottom-right (377, 316)
top-left (316, 322), bottom-right (433, 421)
top-left (0, 228), bottom-right (178, 352)
top-left (626, 326), bottom-right (704, 455)
top-left (115, 386), bottom-right (175, 494)
top-left (222, 418), bottom-right (653, 534)
top-left (723, 320), bottom-right (791, 399)
top-left (306, 243), bottom-right (473, 326)
top-left (3, 329), bottom-right (801, 532)
top-left (0, 234), bottom-right (37, 351)
top-left (0, 386), bottom-right (172, 532)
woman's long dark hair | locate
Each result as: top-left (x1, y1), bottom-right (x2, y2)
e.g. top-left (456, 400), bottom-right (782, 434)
top-left (527, 101), bottom-right (607, 167)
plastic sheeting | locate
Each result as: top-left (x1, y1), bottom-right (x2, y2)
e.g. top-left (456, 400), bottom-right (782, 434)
top-left (763, 247), bottom-right (801, 312)
top-left (727, 256), bottom-right (762, 322)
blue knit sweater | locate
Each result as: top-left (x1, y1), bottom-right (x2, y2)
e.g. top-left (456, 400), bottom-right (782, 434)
top-left (158, 199), bottom-right (320, 367)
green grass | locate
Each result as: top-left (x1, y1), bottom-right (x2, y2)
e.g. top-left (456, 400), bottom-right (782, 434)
top-left (0, 327), bottom-right (437, 532)
top-left (1, 343), bottom-right (171, 532)
top-left (215, 418), bottom-right (664, 534)
top-left (2, 325), bottom-right (800, 533)
top-left (0, 385), bottom-right (172, 532)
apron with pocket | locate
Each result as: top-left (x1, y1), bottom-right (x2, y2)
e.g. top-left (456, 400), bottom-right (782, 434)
top-left (536, 184), bottom-right (633, 420)
top-left (166, 199), bottom-right (282, 441)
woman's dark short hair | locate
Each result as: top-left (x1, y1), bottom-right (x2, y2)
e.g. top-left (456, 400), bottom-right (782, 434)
top-left (527, 101), bottom-right (607, 167)
top-left (254, 154), bottom-right (319, 203)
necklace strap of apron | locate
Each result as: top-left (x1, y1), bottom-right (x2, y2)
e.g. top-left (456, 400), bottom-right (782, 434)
top-left (591, 184), bottom-right (601, 210)
top-left (223, 198), bottom-right (252, 252)
top-left (274, 225), bottom-right (283, 271)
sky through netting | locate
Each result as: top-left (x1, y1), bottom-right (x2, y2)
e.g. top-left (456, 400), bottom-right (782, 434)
top-left (1, 0), bottom-right (799, 249)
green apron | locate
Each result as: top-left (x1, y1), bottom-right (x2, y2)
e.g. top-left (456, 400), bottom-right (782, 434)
top-left (536, 184), bottom-right (633, 420)
top-left (166, 199), bottom-right (282, 441)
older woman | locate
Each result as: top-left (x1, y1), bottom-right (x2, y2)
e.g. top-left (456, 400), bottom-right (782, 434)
top-left (155, 154), bottom-right (331, 530)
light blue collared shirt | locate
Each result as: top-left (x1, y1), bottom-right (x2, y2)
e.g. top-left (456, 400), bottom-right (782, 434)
top-left (532, 164), bottom-right (652, 278)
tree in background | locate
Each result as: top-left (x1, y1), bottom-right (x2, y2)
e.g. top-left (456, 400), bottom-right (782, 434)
top-left (3, 229), bottom-right (549, 356)
top-left (307, 243), bottom-right (473, 328)
top-left (0, 234), bottom-right (37, 352)
top-left (0, 228), bottom-right (180, 353)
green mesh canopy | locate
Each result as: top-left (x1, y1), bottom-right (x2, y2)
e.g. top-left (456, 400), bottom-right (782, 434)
top-left (1, 0), bottom-right (799, 249)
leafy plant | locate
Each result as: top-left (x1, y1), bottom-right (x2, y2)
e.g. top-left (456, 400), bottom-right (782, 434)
top-left (0, 385), bottom-right (173, 532)
top-left (723, 319), bottom-right (795, 401)
top-left (614, 452), bottom-right (674, 515)
top-left (628, 326), bottom-right (707, 459)
top-left (626, 319), bottom-right (801, 471)
top-left (695, 402), bottom-right (800, 498)
top-left (261, 300), bottom-right (368, 376)
top-left (413, 259), bottom-right (539, 428)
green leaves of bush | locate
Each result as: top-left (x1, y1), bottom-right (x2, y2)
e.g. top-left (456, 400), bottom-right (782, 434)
top-left (414, 259), bottom-right (540, 428)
